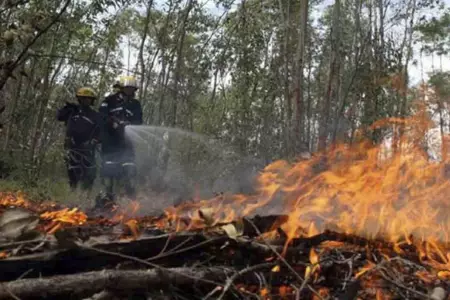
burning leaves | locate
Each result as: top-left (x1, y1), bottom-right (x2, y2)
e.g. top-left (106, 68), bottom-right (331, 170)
top-left (304, 248), bottom-right (320, 282)
top-left (0, 112), bottom-right (449, 298)
top-left (0, 192), bottom-right (88, 236)
top-left (0, 206), bottom-right (446, 299)
top-left (40, 208), bottom-right (87, 233)
top-left (123, 219), bottom-right (140, 240)
top-left (147, 115), bottom-right (450, 286)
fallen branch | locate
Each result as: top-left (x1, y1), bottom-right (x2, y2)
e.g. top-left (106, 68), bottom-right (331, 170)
top-left (0, 268), bottom-right (230, 300)
top-left (215, 262), bottom-right (276, 300)
top-left (244, 218), bottom-right (325, 300)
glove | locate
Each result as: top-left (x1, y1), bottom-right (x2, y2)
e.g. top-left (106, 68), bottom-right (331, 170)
top-left (65, 102), bottom-right (78, 110)
top-left (112, 120), bottom-right (130, 129)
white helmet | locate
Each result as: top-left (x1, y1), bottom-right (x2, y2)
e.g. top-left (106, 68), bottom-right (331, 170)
top-left (120, 75), bottom-right (138, 89)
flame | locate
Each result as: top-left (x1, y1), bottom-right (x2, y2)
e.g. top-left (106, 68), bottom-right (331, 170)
top-left (305, 248), bottom-right (320, 281)
top-left (309, 248), bottom-right (319, 266)
top-left (40, 208), bottom-right (87, 225)
top-left (376, 289), bottom-right (391, 300)
top-left (438, 270), bottom-right (450, 280)
top-left (312, 288), bottom-right (329, 300)
top-left (355, 261), bottom-right (377, 279)
top-left (0, 106), bottom-right (448, 299)
top-left (40, 208), bottom-right (87, 232)
top-left (110, 201), bottom-right (140, 223)
top-left (0, 192), bottom-right (88, 233)
top-left (259, 287), bottom-right (269, 297)
top-left (0, 193), bottom-right (27, 207)
top-left (161, 110), bottom-right (449, 273)
top-left (278, 286), bottom-right (292, 297)
top-left (124, 219), bottom-right (140, 240)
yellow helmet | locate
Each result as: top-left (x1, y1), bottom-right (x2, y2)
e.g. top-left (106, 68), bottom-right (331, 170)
top-left (119, 75), bottom-right (138, 89)
top-left (76, 87), bottom-right (96, 98)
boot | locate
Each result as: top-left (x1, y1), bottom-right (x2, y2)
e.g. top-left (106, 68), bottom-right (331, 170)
top-left (124, 180), bottom-right (136, 199)
top-left (94, 191), bottom-right (117, 210)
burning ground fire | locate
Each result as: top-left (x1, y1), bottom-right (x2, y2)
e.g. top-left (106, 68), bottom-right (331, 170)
top-left (0, 111), bottom-right (449, 299)
top-left (161, 113), bottom-right (449, 273)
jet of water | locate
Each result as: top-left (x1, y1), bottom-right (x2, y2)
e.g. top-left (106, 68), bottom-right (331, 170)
top-left (123, 125), bottom-right (265, 207)
top-left (124, 125), bottom-right (237, 158)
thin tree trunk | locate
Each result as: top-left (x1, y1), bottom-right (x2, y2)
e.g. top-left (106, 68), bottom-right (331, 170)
top-left (2, 67), bottom-right (23, 151)
top-left (293, 0), bottom-right (309, 153)
top-left (278, 0), bottom-right (292, 157)
top-left (170, 0), bottom-right (195, 127)
top-left (306, 41), bottom-right (313, 151)
top-left (28, 30), bottom-right (60, 177)
top-left (137, 0), bottom-right (154, 99)
top-left (318, 0), bottom-right (341, 151)
top-left (397, 0), bottom-right (417, 153)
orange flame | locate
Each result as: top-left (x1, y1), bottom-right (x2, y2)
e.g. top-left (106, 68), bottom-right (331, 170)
top-left (162, 111), bottom-right (449, 273)
top-left (111, 200), bottom-right (140, 223)
top-left (355, 261), bottom-right (377, 279)
top-left (40, 208), bottom-right (87, 233)
top-left (0, 193), bottom-right (27, 207)
top-left (124, 219), bottom-right (140, 240)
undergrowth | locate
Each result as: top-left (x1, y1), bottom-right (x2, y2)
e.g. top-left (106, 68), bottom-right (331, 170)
top-left (0, 178), bottom-right (100, 206)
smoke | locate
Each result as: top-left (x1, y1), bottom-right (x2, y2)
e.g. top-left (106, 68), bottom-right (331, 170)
top-left (126, 126), bottom-right (266, 214)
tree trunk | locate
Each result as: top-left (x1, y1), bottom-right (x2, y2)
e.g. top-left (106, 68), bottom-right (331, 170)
top-left (0, 268), bottom-right (231, 299)
top-left (305, 40), bottom-right (313, 151)
top-left (318, 0), bottom-right (341, 151)
top-left (2, 67), bottom-right (23, 151)
top-left (137, 0), bottom-right (154, 100)
top-left (278, 0), bottom-right (292, 157)
top-left (293, 0), bottom-right (309, 153)
top-left (170, 0), bottom-right (194, 128)
top-left (400, 0), bottom-right (417, 116)
top-left (396, 0), bottom-right (417, 152)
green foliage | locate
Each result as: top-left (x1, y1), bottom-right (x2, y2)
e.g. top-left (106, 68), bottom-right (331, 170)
top-left (0, 178), bottom-right (69, 203)
top-left (429, 71), bottom-right (450, 98)
top-left (415, 12), bottom-right (450, 55)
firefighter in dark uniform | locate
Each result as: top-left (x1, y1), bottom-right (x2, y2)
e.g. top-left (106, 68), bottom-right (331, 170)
top-left (96, 76), bottom-right (143, 207)
top-left (57, 87), bottom-right (100, 190)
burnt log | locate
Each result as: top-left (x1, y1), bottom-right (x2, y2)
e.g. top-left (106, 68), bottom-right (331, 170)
top-left (0, 233), bottom-right (218, 281)
top-left (0, 268), bottom-right (229, 300)
top-left (0, 228), bottom-right (415, 282)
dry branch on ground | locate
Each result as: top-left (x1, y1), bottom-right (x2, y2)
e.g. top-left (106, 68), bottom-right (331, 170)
top-left (0, 204), bottom-right (448, 300)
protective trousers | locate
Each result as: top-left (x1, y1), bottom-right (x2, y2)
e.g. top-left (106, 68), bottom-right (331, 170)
top-left (100, 146), bottom-right (137, 198)
top-left (65, 148), bottom-right (96, 190)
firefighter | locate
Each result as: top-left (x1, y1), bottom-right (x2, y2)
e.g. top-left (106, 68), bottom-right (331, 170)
top-left (96, 75), bottom-right (143, 207)
top-left (57, 87), bottom-right (100, 191)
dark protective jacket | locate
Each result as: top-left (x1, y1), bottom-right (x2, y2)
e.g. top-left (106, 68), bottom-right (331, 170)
top-left (57, 103), bottom-right (101, 149)
top-left (98, 92), bottom-right (143, 154)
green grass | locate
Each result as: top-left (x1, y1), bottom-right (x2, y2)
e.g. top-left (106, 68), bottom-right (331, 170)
top-left (0, 178), bottom-right (100, 207)
top-left (0, 178), bottom-right (69, 202)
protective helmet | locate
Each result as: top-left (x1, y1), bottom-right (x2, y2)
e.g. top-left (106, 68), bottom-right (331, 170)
top-left (76, 87), bottom-right (96, 98)
top-left (120, 75), bottom-right (138, 89)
